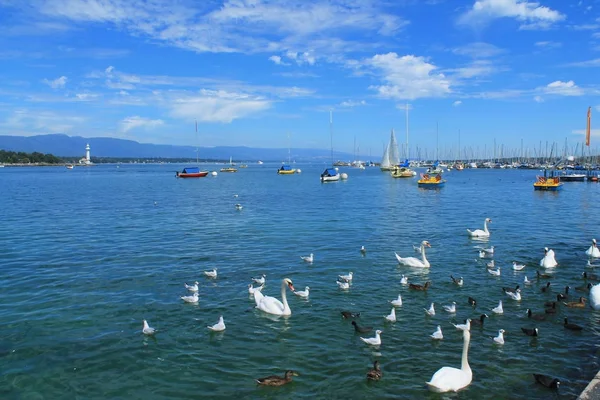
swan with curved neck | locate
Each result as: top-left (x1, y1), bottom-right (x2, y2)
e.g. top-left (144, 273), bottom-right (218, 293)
top-left (254, 278), bottom-right (294, 316)
top-left (540, 247), bottom-right (558, 268)
top-left (590, 283), bottom-right (600, 310)
top-left (395, 241), bottom-right (431, 268)
top-left (586, 239), bottom-right (600, 258)
top-left (467, 218), bottom-right (491, 238)
top-left (427, 329), bottom-right (472, 392)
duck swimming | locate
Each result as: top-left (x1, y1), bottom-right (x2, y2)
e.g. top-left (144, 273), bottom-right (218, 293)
top-left (256, 370), bottom-right (299, 386)
top-left (366, 361), bottom-right (383, 381)
top-left (563, 297), bottom-right (586, 308)
top-left (409, 281), bottom-right (431, 291)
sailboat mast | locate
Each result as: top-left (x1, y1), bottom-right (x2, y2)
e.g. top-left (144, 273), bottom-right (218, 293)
top-left (406, 103), bottom-right (409, 160)
top-left (436, 121), bottom-right (439, 161)
top-left (288, 132), bottom-right (291, 164)
top-left (330, 109), bottom-right (334, 166)
top-left (195, 119), bottom-right (199, 165)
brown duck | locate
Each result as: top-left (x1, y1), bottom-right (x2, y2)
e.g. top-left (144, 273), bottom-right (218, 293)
top-left (409, 281), bottom-right (431, 291)
top-left (256, 370), bottom-right (299, 386)
top-left (366, 360), bottom-right (383, 381)
top-left (563, 297), bottom-right (586, 308)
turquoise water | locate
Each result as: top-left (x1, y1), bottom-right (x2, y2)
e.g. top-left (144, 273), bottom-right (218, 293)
top-left (1, 164), bottom-right (600, 399)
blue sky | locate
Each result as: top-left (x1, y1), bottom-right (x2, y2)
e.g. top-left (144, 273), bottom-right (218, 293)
top-left (0, 0), bottom-right (599, 159)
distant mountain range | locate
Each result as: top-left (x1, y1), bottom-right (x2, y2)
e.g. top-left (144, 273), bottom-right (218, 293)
top-left (0, 134), bottom-right (372, 162)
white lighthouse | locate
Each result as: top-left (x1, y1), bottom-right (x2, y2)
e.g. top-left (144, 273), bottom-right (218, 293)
top-left (85, 143), bottom-right (91, 164)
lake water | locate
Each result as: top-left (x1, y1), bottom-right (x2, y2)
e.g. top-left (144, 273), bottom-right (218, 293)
top-left (1, 163), bottom-right (599, 399)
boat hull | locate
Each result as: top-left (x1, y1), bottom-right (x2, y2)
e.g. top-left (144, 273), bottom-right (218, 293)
top-left (418, 181), bottom-right (445, 188)
top-left (534, 176), bottom-right (562, 190)
top-left (391, 167), bottom-right (415, 178)
top-left (177, 171), bottom-right (209, 178)
top-left (278, 170), bottom-right (296, 175)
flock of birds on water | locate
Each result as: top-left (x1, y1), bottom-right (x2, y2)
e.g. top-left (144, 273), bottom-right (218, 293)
top-left (140, 217), bottom-right (600, 393)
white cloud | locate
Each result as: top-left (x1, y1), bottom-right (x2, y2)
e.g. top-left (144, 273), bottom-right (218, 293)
top-left (534, 95), bottom-right (544, 102)
top-left (285, 50), bottom-right (316, 65)
top-left (1, 108), bottom-right (84, 133)
top-left (453, 100), bottom-right (462, 106)
top-left (567, 58), bottom-right (600, 67)
top-left (535, 40), bottom-right (562, 48)
top-left (366, 53), bottom-right (451, 100)
top-left (452, 42), bottom-right (504, 58)
top-left (168, 89), bottom-right (271, 123)
top-left (269, 55), bottom-right (287, 65)
top-left (119, 116), bottom-right (164, 132)
top-left (445, 59), bottom-right (503, 79)
top-left (542, 80), bottom-right (584, 96)
top-left (458, 0), bottom-right (565, 30)
top-left (340, 100), bottom-right (366, 108)
top-left (572, 129), bottom-right (600, 137)
top-left (42, 75), bottom-right (67, 88)
top-left (75, 93), bottom-right (99, 101)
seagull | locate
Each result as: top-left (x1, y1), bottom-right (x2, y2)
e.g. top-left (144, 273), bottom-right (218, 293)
top-left (181, 292), bottom-right (199, 303)
top-left (488, 267), bottom-right (501, 276)
top-left (451, 275), bottom-right (464, 286)
top-left (233, 194), bottom-right (239, 198)
top-left (184, 281), bottom-right (199, 292)
top-left (524, 276), bottom-right (532, 285)
top-left (294, 286), bottom-right (310, 298)
top-left (385, 307), bottom-right (396, 322)
top-left (337, 280), bottom-right (350, 290)
top-left (482, 246), bottom-right (495, 254)
top-left (505, 288), bottom-right (522, 301)
top-left (252, 274), bottom-right (266, 285)
top-left (400, 275), bottom-right (408, 285)
top-left (235, 203), bottom-right (243, 210)
top-left (338, 272), bottom-right (353, 282)
top-left (493, 329), bottom-right (505, 345)
top-left (453, 319), bottom-right (471, 331)
top-left (360, 330), bottom-right (382, 346)
top-left (430, 325), bottom-right (443, 340)
top-left (390, 295), bottom-right (403, 307)
top-left (207, 315), bottom-right (226, 332)
top-left (443, 302), bottom-right (456, 313)
top-left (248, 284), bottom-right (264, 294)
top-left (300, 253), bottom-right (314, 263)
top-left (486, 260), bottom-right (495, 268)
top-left (512, 261), bottom-right (526, 271)
top-left (204, 269), bottom-right (217, 278)
top-left (360, 246), bottom-right (366, 255)
top-left (424, 302), bottom-right (436, 316)
top-left (142, 320), bottom-right (156, 335)
top-left (491, 300), bottom-right (503, 314)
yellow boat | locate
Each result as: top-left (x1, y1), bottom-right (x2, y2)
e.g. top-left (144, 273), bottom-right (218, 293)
top-left (533, 175), bottom-right (562, 191)
top-left (391, 166), bottom-right (415, 178)
top-left (417, 173), bottom-right (445, 188)
top-left (277, 165), bottom-right (296, 175)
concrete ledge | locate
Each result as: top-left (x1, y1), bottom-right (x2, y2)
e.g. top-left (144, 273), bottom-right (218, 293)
top-left (578, 371), bottom-right (600, 400)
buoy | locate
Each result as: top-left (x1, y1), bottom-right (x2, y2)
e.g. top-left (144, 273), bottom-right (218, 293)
top-left (211, 171), bottom-right (218, 176)
top-left (340, 173), bottom-right (348, 180)
top-left (297, 169), bottom-right (302, 173)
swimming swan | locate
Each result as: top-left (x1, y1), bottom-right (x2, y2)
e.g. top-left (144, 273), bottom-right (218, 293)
top-left (590, 283), bottom-right (600, 310)
top-left (540, 247), bottom-right (558, 268)
top-left (395, 241), bottom-right (431, 268)
top-left (467, 218), bottom-right (491, 238)
top-left (586, 239), bottom-right (600, 258)
top-left (427, 329), bottom-right (472, 393)
top-left (254, 278), bottom-right (294, 316)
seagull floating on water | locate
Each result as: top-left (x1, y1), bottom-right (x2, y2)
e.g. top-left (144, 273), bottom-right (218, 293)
top-left (252, 274), bottom-right (266, 285)
top-left (207, 316), bottom-right (226, 331)
top-left (512, 261), bottom-right (526, 271)
top-left (491, 300), bottom-right (503, 314)
top-left (181, 292), bottom-right (199, 303)
top-left (505, 288), bottom-right (522, 301)
top-left (338, 272), bottom-right (353, 282)
top-left (337, 280), bottom-right (350, 290)
top-left (385, 307), bottom-right (396, 322)
top-left (425, 302), bottom-right (436, 316)
top-left (235, 203), bottom-right (243, 210)
top-left (204, 269), bottom-right (217, 278)
top-left (185, 281), bottom-right (199, 292)
top-left (430, 325), bottom-right (443, 340)
top-left (400, 275), bottom-right (408, 285)
top-left (294, 286), bottom-right (310, 298)
top-left (443, 302), bottom-right (456, 313)
top-left (360, 246), bottom-right (366, 255)
top-left (524, 276), bottom-right (532, 285)
top-left (360, 330), bottom-right (382, 346)
top-left (492, 329), bottom-right (505, 345)
top-left (300, 253), bottom-right (314, 263)
top-left (390, 295), bottom-right (403, 307)
top-left (142, 320), bottom-right (156, 335)
top-left (488, 267), bottom-right (501, 276)
top-left (451, 275), bottom-right (464, 286)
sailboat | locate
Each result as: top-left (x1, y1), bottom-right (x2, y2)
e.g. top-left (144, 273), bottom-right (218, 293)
top-left (380, 129), bottom-right (400, 171)
top-left (321, 110), bottom-right (340, 182)
top-left (176, 120), bottom-right (209, 178)
top-left (220, 156), bottom-right (238, 173)
top-left (278, 133), bottom-right (297, 175)
top-left (391, 104), bottom-right (416, 178)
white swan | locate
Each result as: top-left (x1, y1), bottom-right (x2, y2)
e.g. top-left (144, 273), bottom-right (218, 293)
top-left (467, 218), bottom-right (491, 238)
top-left (385, 307), bottom-right (396, 322)
top-left (512, 262), bottom-right (526, 271)
top-left (254, 278), bottom-right (294, 316)
top-left (360, 330), bottom-right (382, 346)
top-left (491, 300), bottom-right (503, 314)
top-left (300, 253), bottom-right (314, 263)
top-left (400, 275), bottom-right (408, 285)
top-left (431, 325), bottom-right (443, 340)
top-left (395, 241), bottom-right (431, 268)
top-left (540, 247), bottom-right (558, 268)
top-left (207, 316), bottom-right (226, 331)
top-left (427, 329), bottom-right (473, 393)
top-left (294, 286), bottom-right (310, 298)
top-left (204, 269), bottom-right (217, 278)
top-left (443, 302), bottom-right (456, 313)
top-left (590, 283), bottom-right (600, 310)
top-left (391, 295), bottom-right (403, 307)
top-left (425, 302), bottom-right (436, 316)
top-left (248, 284), bottom-right (264, 295)
top-left (185, 281), bottom-right (199, 292)
top-left (586, 239), bottom-right (600, 258)
top-left (493, 329), bottom-right (505, 345)
top-left (142, 320), bottom-right (156, 335)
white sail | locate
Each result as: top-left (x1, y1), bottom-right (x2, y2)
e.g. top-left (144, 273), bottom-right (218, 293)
top-left (389, 129), bottom-right (400, 166)
top-left (380, 143), bottom-right (391, 169)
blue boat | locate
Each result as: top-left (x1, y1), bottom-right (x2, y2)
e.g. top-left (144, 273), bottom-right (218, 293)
top-left (320, 167), bottom-right (340, 182)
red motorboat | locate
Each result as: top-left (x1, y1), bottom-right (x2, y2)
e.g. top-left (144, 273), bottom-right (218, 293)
top-left (176, 167), bottom-right (209, 178)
